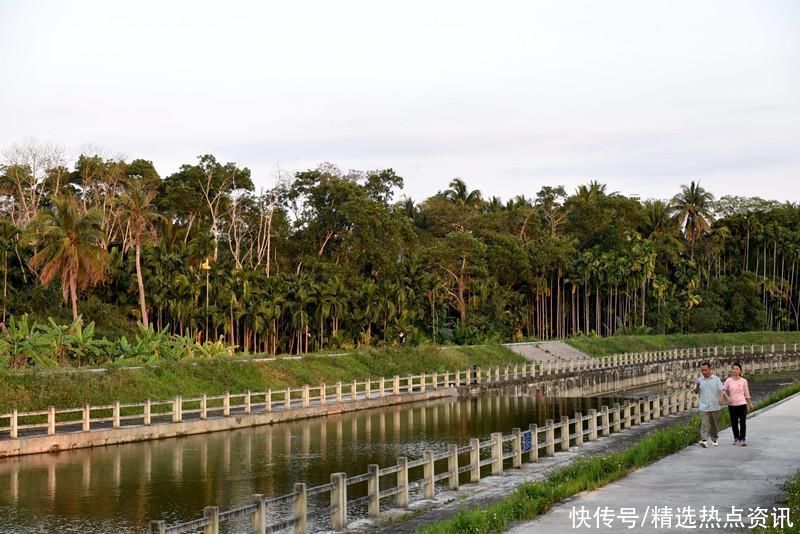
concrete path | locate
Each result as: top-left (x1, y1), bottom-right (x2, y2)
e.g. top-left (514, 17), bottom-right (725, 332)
top-left (509, 393), bottom-right (800, 533)
top-left (505, 341), bottom-right (593, 363)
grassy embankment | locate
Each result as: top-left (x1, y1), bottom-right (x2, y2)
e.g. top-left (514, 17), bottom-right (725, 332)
top-left (420, 380), bottom-right (800, 534)
top-left (0, 343), bottom-right (524, 413)
top-left (567, 331), bottom-right (800, 357)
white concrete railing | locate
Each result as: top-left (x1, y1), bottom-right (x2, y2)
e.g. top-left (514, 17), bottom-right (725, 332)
top-left (1, 343), bottom-right (797, 440)
top-left (149, 391), bottom-right (700, 534)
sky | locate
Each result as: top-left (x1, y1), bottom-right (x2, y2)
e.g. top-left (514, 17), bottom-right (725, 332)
top-left (1, 0), bottom-right (798, 203)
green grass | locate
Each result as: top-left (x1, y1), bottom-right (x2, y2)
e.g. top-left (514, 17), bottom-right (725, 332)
top-left (566, 331), bottom-right (800, 357)
top-left (419, 381), bottom-right (800, 534)
top-left (755, 471), bottom-right (800, 533)
top-left (0, 343), bottom-right (525, 413)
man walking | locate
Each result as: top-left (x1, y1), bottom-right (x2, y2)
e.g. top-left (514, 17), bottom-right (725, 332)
top-left (694, 361), bottom-right (724, 447)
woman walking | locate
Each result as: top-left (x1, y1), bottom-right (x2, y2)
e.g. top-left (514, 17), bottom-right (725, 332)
top-left (720, 362), bottom-right (753, 446)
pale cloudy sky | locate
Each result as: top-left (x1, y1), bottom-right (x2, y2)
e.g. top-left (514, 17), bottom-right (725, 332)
top-left (1, 0), bottom-right (798, 202)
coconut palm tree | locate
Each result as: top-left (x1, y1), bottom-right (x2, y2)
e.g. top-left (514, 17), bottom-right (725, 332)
top-left (445, 178), bottom-right (482, 207)
top-left (28, 195), bottom-right (109, 321)
top-left (671, 181), bottom-right (715, 259)
top-left (116, 180), bottom-right (165, 329)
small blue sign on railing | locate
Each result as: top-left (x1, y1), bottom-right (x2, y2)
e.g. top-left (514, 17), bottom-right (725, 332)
top-left (521, 430), bottom-right (532, 453)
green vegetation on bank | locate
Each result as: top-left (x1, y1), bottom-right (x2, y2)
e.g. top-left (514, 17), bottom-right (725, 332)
top-left (419, 382), bottom-right (800, 534)
top-left (0, 343), bottom-right (524, 413)
top-left (567, 331), bottom-right (800, 357)
top-left (756, 471), bottom-right (800, 534)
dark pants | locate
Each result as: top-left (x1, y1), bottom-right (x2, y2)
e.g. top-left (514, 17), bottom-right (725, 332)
top-left (728, 404), bottom-right (748, 441)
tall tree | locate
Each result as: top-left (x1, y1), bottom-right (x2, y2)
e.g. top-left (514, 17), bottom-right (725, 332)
top-left (116, 180), bottom-right (165, 329)
top-left (671, 181), bottom-right (715, 259)
top-left (27, 196), bottom-right (109, 321)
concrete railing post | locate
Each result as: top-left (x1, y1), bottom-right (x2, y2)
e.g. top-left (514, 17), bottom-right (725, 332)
top-left (200, 395), bottom-right (207, 420)
top-left (224, 392), bottom-right (231, 416)
top-left (266, 389), bottom-right (272, 412)
top-left (601, 406), bottom-right (610, 437)
top-left (393, 376), bottom-right (400, 395)
top-left (469, 438), bottom-right (481, 482)
top-left (432, 372), bottom-right (438, 390)
top-left (448, 444), bottom-right (459, 490)
top-left (575, 412), bottom-right (584, 447)
top-left (252, 494), bottom-right (266, 534)
top-left (10, 409), bottom-right (18, 439)
top-left (336, 382), bottom-right (343, 403)
top-left (173, 396), bottom-right (182, 423)
top-left (331, 473), bottom-right (348, 528)
top-left (368, 464), bottom-right (380, 518)
top-left (529, 423), bottom-right (539, 462)
top-left (112, 402), bottom-right (120, 429)
top-left (588, 409), bottom-right (598, 441)
top-left (245, 390), bottom-right (252, 414)
top-left (423, 450), bottom-right (435, 498)
top-left (83, 404), bottom-right (91, 432)
top-left (491, 432), bottom-right (504, 475)
top-left (149, 520), bottom-right (166, 534)
top-left (643, 398), bottom-right (651, 422)
top-left (302, 385), bottom-right (310, 408)
top-left (561, 416), bottom-right (570, 451)
top-left (420, 373), bottom-right (426, 392)
top-left (203, 506), bottom-right (219, 534)
top-left (144, 399), bottom-right (151, 426)
top-left (46, 408), bottom-right (58, 439)
top-left (407, 375), bottom-right (413, 393)
top-left (545, 419), bottom-right (555, 456)
top-left (352, 380), bottom-right (359, 400)
top-left (379, 377), bottom-right (385, 398)
top-left (512, 428), bottom-right (522, 468)
top-left (397, 458), bottom-right (409, 508)
top-left (293, 483), bottom-right (307, 534)
top-left (634, 400), bottom-right (642, 425)
top-left (319, 384), bottom-right (326, 406)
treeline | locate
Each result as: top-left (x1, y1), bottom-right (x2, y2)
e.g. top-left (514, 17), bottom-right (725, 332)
top-left (1, 139), bottom-right (799, 356)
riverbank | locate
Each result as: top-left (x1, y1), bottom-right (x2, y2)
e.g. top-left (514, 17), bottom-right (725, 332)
top-left (0, 343), bottom-right (524, 413)
top-left (566, 331), bottom-right (800, 356)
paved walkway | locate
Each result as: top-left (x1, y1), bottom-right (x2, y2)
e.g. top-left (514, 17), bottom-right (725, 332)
top-left (509, 393), bottom-right (800, 533)
top-left (504, 341), bottom-right (593, 363)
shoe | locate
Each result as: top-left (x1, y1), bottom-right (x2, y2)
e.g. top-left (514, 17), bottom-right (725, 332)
top-left (699, 440), bottom-right (708, 448)
top-left (740, 440), bottom-right (747, 447)
top-left (733, 440), bottom-right (740, 446)
top-left (712, 440), bottom-right (719, 447)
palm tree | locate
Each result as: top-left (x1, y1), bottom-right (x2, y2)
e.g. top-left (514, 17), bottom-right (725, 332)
top-left (28, 195), bottom-right (109, 321)
top-left (671, 181), bottom-right (715, 259)
top-left (445, 178), bottom-right (482, 207)
top-left (116, 180), bottom-right (165, 329)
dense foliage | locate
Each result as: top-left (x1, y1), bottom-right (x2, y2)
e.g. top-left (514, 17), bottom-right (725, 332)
top-left (2, 140), bottom-right (799, 363)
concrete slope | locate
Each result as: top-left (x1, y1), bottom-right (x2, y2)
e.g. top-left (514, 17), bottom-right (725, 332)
top-left (504, 341), bottom-right (593, 363)
top-left (509, 392), bottom-right (800, 533)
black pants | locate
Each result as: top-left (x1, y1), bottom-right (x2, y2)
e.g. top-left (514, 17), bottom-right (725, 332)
top-left (728, 404), bottom-right (748, 441)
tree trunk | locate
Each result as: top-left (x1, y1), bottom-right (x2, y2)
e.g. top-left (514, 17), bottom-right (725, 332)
top-left (135, 239), bottom-right (149, 329)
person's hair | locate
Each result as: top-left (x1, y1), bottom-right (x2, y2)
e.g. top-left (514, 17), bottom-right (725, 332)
top-left (701, 361), bottom-right (711, 369)
top-left (732, 362), bottom-right (742, 371)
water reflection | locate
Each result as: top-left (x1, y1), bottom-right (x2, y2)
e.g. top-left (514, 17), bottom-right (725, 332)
top-left (0, 372), bottom-right (794, 533)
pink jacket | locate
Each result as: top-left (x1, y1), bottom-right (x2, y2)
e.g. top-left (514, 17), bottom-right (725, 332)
top-left (722, 377), bottom-right (751, 406)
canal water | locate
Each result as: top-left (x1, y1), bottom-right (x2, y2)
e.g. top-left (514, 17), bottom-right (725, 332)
top-left (0, 373), bottom-right (796, 533)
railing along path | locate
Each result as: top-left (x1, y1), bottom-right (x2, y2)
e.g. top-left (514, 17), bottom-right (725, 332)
top-left (150, 389), bottom-right (700, 533)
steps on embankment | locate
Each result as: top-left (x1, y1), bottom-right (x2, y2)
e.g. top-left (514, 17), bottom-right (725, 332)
top-left (503, 341), bottom-right (593, 363)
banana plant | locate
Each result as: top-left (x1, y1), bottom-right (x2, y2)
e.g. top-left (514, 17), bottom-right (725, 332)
top-left (0, 315), bottom-right (56, 368)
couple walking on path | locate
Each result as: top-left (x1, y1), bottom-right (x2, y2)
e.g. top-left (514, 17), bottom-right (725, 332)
top-left (694, 360), bottom-right (754, 447)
